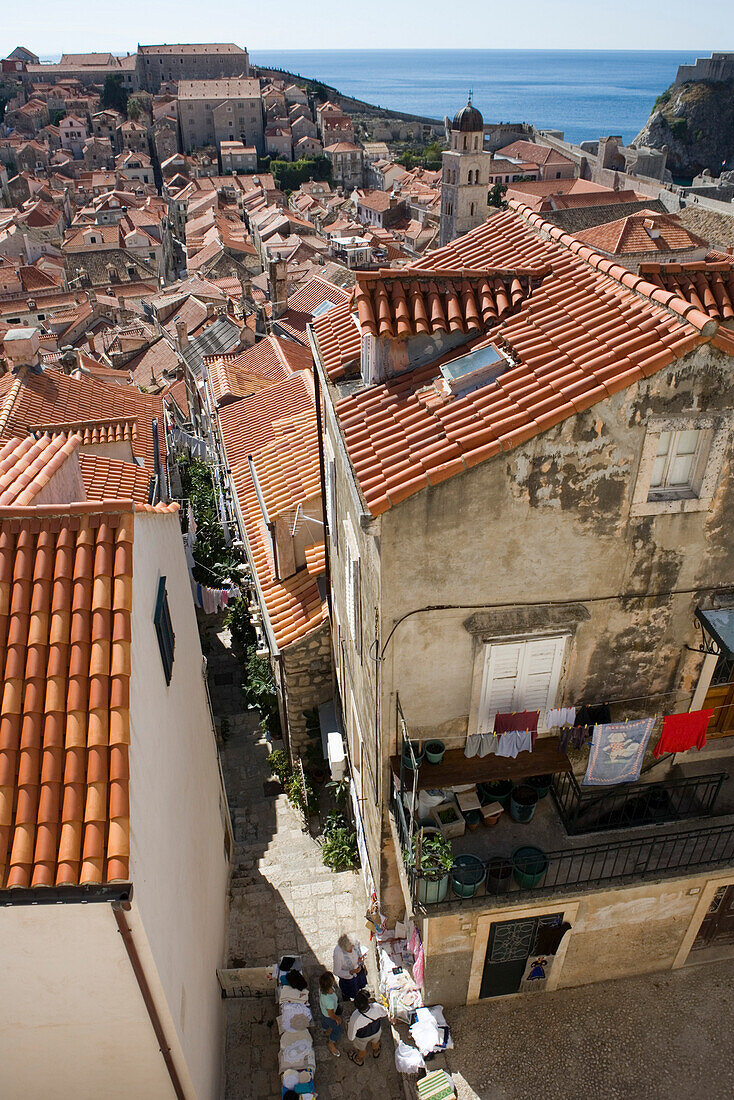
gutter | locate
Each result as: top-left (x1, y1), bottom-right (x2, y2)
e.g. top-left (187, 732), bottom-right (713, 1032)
top-left (112, 900), bottom-right (187, 1100)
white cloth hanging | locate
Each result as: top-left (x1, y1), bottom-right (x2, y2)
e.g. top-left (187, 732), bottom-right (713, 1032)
top-left (546, 706), bottom-right (576, 728)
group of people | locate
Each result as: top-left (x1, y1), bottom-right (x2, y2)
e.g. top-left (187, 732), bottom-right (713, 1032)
top-left (317, 934), bottom-right (387, 1066)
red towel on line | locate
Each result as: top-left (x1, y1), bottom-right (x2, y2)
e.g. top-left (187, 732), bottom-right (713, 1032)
top-left (652, 709), bottom-right (715, 758)
top-left (494, 710), bottom-right (540, 745)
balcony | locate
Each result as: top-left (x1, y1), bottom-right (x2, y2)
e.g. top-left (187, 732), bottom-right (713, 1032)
top-left (390, 720), bottom-right (734, 910)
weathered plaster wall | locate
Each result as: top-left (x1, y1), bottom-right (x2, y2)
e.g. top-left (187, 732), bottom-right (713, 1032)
top-left (421, 872), bottom-right (730, 1006)
top-left (377, 345), bottom-right (734, 749)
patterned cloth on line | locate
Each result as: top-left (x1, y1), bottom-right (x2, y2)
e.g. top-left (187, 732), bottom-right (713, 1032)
top-left (582, 718), bottom-right (656, 786)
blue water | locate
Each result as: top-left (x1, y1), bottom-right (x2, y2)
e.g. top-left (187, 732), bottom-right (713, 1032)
top-left (250, 49), bottom-right (706, 145)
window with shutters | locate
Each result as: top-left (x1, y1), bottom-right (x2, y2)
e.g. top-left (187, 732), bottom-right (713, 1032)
top-left (154, 577), bottom-right (175, 685)
top-left (631, 416), bottom-right (728, 517)
top-left (343, 521), bottom-right (361, 655)
top-left (476, 636), bottom-right (566, 735)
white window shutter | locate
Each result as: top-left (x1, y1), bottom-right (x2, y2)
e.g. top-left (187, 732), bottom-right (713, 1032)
top-left (351, 555), bottom-right (361, 655)
top-left (477, 642), bottom-right (522, 734)
top-left (477, 636), bottom-right (566, 734)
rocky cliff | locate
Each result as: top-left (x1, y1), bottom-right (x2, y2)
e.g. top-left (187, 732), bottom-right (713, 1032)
top-left (634, 78), bottom-right (734, 179)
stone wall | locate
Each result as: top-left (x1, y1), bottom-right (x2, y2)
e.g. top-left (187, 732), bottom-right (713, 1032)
top-left (674, 53), bottom-right (734, 86)
top-left (281, 621), bottom-right (334, 756)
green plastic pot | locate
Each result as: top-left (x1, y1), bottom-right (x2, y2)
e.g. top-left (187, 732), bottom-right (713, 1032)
top-left (479, 779), bottom-right (513, 806)
top-left (416, 873), bottom-right (449, 905)
top-left (451, 854), bottom-right (486, 898)
top-left (509, 784), bottom-right (539, 823)
top-left (402, 740), bottom-right (424, 769)
top-left (526, 774), bottom-right (553, 799)
top-left (486, 856), bottom-right (513, 895)
top-left (424, 739), bottom-right (446, 764)
top-left (512, 845), bottom-right (548, 888)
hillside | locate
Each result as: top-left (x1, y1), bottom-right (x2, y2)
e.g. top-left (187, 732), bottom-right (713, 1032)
top-left (634, 78), bottom-right (734, 178)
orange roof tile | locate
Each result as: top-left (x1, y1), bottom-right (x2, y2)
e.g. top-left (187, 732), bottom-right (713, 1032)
top-left (0, 370), bottom-right (166, 475)
top-left (0, 434), bottom-right (81, 506)
top-left (312, 204), bottom-right (717, 517)
top-left (0, 502), bottom-right (133, 888)
top-left (206, 336), bottom-right (313, 407)
top-left (574, 210), bottom-right (709, 256)
top-left (218, 375), bottom-right (325, 649)
top-left (638, 261), bottom-right (734, 323)
top-left (353, 270), bottom-right (541, 340)
top-left (78, 452), bottom-right (152, 506)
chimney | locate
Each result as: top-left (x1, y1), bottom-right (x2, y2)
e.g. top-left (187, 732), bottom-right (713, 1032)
top-left (176, 320), bottom-right (189, 350)
top-left (205, 302), bottom-right (216, 319)
top-left (268, 259), bottom-right (289, 319)
top-left (3, 326), bottom-right (42, 373)
top-left (87, 332), bottom-right (96, 354)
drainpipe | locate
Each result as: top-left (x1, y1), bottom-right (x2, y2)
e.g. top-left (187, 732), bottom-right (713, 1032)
top-left (112, 901), bottom-right (187, 1100)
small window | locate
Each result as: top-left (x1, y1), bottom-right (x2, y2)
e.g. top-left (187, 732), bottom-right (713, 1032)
top-left (343, 522), bottom-right (361, 655)
top-left (649, 429), bottom-right (703, 496)
top-left (154, 576), bottom-right (175, 684)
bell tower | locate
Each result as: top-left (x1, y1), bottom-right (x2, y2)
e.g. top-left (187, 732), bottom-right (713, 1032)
top-left (440, 95), bottom-right (492, 246)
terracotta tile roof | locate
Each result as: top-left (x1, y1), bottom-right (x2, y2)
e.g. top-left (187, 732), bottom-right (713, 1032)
top-left (495, 140), bottom-right (572, 166)
top-left (353, 270), bottom-right (540, 340)
top-left (0, 370), bottom-right (166, 476)
top-left (304, 541), bottom-right (326, 576)
top-left (78, 452), bottom-right (152, 505)
top-left (0, 434), bottom-right (81, 506)
top-left (638, 261), bottom-right (734, 322)
top-left (0, 502), bottom-right (133, 888)
top-left (218, 376), bottom-right (325, 649)
top-left (309, 298), bottom-right (361, 380)
top-left (574, 211), bottom-right (709, 255)
top-left (313, 204), bottom-right (718, 517)
top-left (206, 336), bottom-right (312, 407)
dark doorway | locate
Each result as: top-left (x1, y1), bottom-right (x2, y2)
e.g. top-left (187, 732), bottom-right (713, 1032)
top-left (690, 885), bottom-right (734, 951)
top-left (480, 912), bottom-right (564, 998)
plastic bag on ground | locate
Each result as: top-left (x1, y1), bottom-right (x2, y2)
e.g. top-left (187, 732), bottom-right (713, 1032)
top-left (395, 1039), bottom-right (426, 1074)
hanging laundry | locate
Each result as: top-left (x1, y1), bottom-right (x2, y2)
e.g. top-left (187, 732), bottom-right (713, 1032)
top-left (574, 703), bottom-right (612, 729)
top-left (494, 710), bottom-right (539, 735)
top-left (546, 706), bottom-right (576, 728)
top-left (652, 709), bottom-right (715, 758)
top-left (582, 718), bottom-right (656, 786)
top-left (495, 729), bottom-right (533, 758)
top-left (464, 731), bottom-right (497, 758)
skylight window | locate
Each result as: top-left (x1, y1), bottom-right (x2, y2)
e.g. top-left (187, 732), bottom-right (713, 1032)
top-left (311, 299), bottom-right (339, 318)
top-left (440, 343), bottom-right (510, 396)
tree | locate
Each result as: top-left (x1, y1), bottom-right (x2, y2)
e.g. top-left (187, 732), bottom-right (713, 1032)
top-left (100, 74), bottom-right (128, 115)
top-left (270, 156), bottom-right (332, 191)
top-left (488, 181), bottom-right (508, 209)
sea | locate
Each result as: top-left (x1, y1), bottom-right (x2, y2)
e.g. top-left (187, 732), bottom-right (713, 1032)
top-left (250, 49), bottom-right (705, 146)
top-left (39, 49), bottom-right (706, 146)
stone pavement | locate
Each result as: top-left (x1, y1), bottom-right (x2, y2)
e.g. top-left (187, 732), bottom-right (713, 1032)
top-left (442, 958), bottom-right (734, 1100)
top-left (203, 620), bottom-right (404, 1100)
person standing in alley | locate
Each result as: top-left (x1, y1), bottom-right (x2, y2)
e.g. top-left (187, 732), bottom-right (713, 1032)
top-left (332, 933), bottom-right (367, 1001)
top-left (347, 990), bottom-right (387, 1065)
top-left (318, 970), bottom-right (342, 1057)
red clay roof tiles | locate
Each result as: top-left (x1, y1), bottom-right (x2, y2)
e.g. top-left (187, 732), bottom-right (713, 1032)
top-left (0, 434), bottom-right (81, 506)
top-left (312, 203), bottom-right (722, 517)
top-left (0, 502), bottom-right (132, 888)
top-left (206, 336), bottom-right (313, 407)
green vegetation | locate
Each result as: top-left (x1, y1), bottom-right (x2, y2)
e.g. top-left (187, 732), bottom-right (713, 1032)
top-left (653, 89), bottom-right (672, 111)
top-left (100, 74), bottom-right (129, 115)
top-left (177, 455), bottom-right (239, 585)
top-left (410, 830), bottom-right (454, 879)
top-left (488, 180), bottom-right (508, 209)
top-left (396, 139), bottom-right (445, 170)
top-left (670, 117), bottom-right (688, 140)
top-left (321, 821), bottom-right (359, 871)
top-left (267, 749), bottom-right (291, 784)
top-left (269, 156), bottom-right (333, 190)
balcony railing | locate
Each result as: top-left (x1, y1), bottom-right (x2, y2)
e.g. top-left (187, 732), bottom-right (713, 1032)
top-left (552, 769), bottom-right (727, 835)
top-left (395, 817), bottom-right (734, 907)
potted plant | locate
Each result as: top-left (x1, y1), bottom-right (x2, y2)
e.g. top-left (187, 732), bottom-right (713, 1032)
top-left (431, 801), bottom-right (466, 838)
top-left (424, 739), bottom-right (446, 765)
top-left (409, 828), bottom-right (454, 905)
top-left (479, 779), bottom-right (514, 806)
top-left (526, 774), bottom-right (553, 799)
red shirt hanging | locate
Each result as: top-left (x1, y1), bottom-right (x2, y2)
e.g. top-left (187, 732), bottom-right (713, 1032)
top-left (652, 709), bottom-right (715, 758)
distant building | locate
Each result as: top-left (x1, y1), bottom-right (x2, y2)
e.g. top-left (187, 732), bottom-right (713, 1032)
top-left (178, 78), bottom-right (263, 154)
top-left (220, 140), bottom-right (257, 174)
top-left (440, 97), bottom-right (493, 246)
top-left (324, 141), bottom-right (364, 189)
top-left (138, 43), bottom-right (249, 93)
top-left (59, 115), bottom-right (89, 159)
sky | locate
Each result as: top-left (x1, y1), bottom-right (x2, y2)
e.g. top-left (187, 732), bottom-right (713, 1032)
top-left (2, 0), bottom-right (731, 54)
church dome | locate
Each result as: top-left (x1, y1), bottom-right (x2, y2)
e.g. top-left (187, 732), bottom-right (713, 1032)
top-left (452, 98), bottom-right (483, 133)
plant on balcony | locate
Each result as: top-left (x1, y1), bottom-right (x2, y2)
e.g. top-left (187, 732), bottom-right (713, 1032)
top-left (410, 830), bottom-right (454, 881)
top-left (321, 810), bottom-right (358, 870)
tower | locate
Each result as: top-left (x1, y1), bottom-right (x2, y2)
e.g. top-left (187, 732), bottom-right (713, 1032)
top-left (440, 96), bottom-right (492, 246)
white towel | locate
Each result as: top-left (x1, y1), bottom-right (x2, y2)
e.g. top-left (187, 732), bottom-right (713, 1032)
top-left (546, 706), bottom-right (576, 728)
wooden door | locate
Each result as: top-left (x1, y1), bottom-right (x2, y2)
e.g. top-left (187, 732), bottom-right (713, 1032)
top-left (703, 656), bottom-right (734, 737)
top-left (690, 885), bottom-right (734, 950)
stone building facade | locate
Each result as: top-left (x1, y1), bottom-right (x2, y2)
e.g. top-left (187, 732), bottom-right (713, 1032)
top-left (310, 207), bottom-right (734, 1006)
top-left (281, 622), bottom-right (334, 753)
top-left (138, 43), bottom-right (250, 93)
top-left (179, 79), bottom-right (264, 154)
top-left (440, 99), bottom-right (494, 246)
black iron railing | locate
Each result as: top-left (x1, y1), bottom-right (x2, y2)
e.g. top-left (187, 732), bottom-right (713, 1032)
top-left (552, 769), bottom-right (727, 835)
top-left (390, 816), bottom-right (734, 907)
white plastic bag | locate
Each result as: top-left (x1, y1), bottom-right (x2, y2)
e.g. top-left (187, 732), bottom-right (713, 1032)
top-left (395, 1040), bottom-right (425, 1074)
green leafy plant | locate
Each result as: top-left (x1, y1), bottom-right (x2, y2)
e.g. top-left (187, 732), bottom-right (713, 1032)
top-left (321, 825), bottom-right (358, 871)
top-left (267, 749), bottom-right (291, 784)
top-left (670, 117), bottom-right (688, 140)
top-left (410, 831), bottom-right (453, 881)
top-left (178, 455), bottom-right (240, 585)
top-left (488, 181), bottom-right (508, 209)
top-left (326, 778), bottom-right (350, 807)
top-left (286, 769), bottom-right (314, 815)
top-left (324, 809), bottom-right (347, 834)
